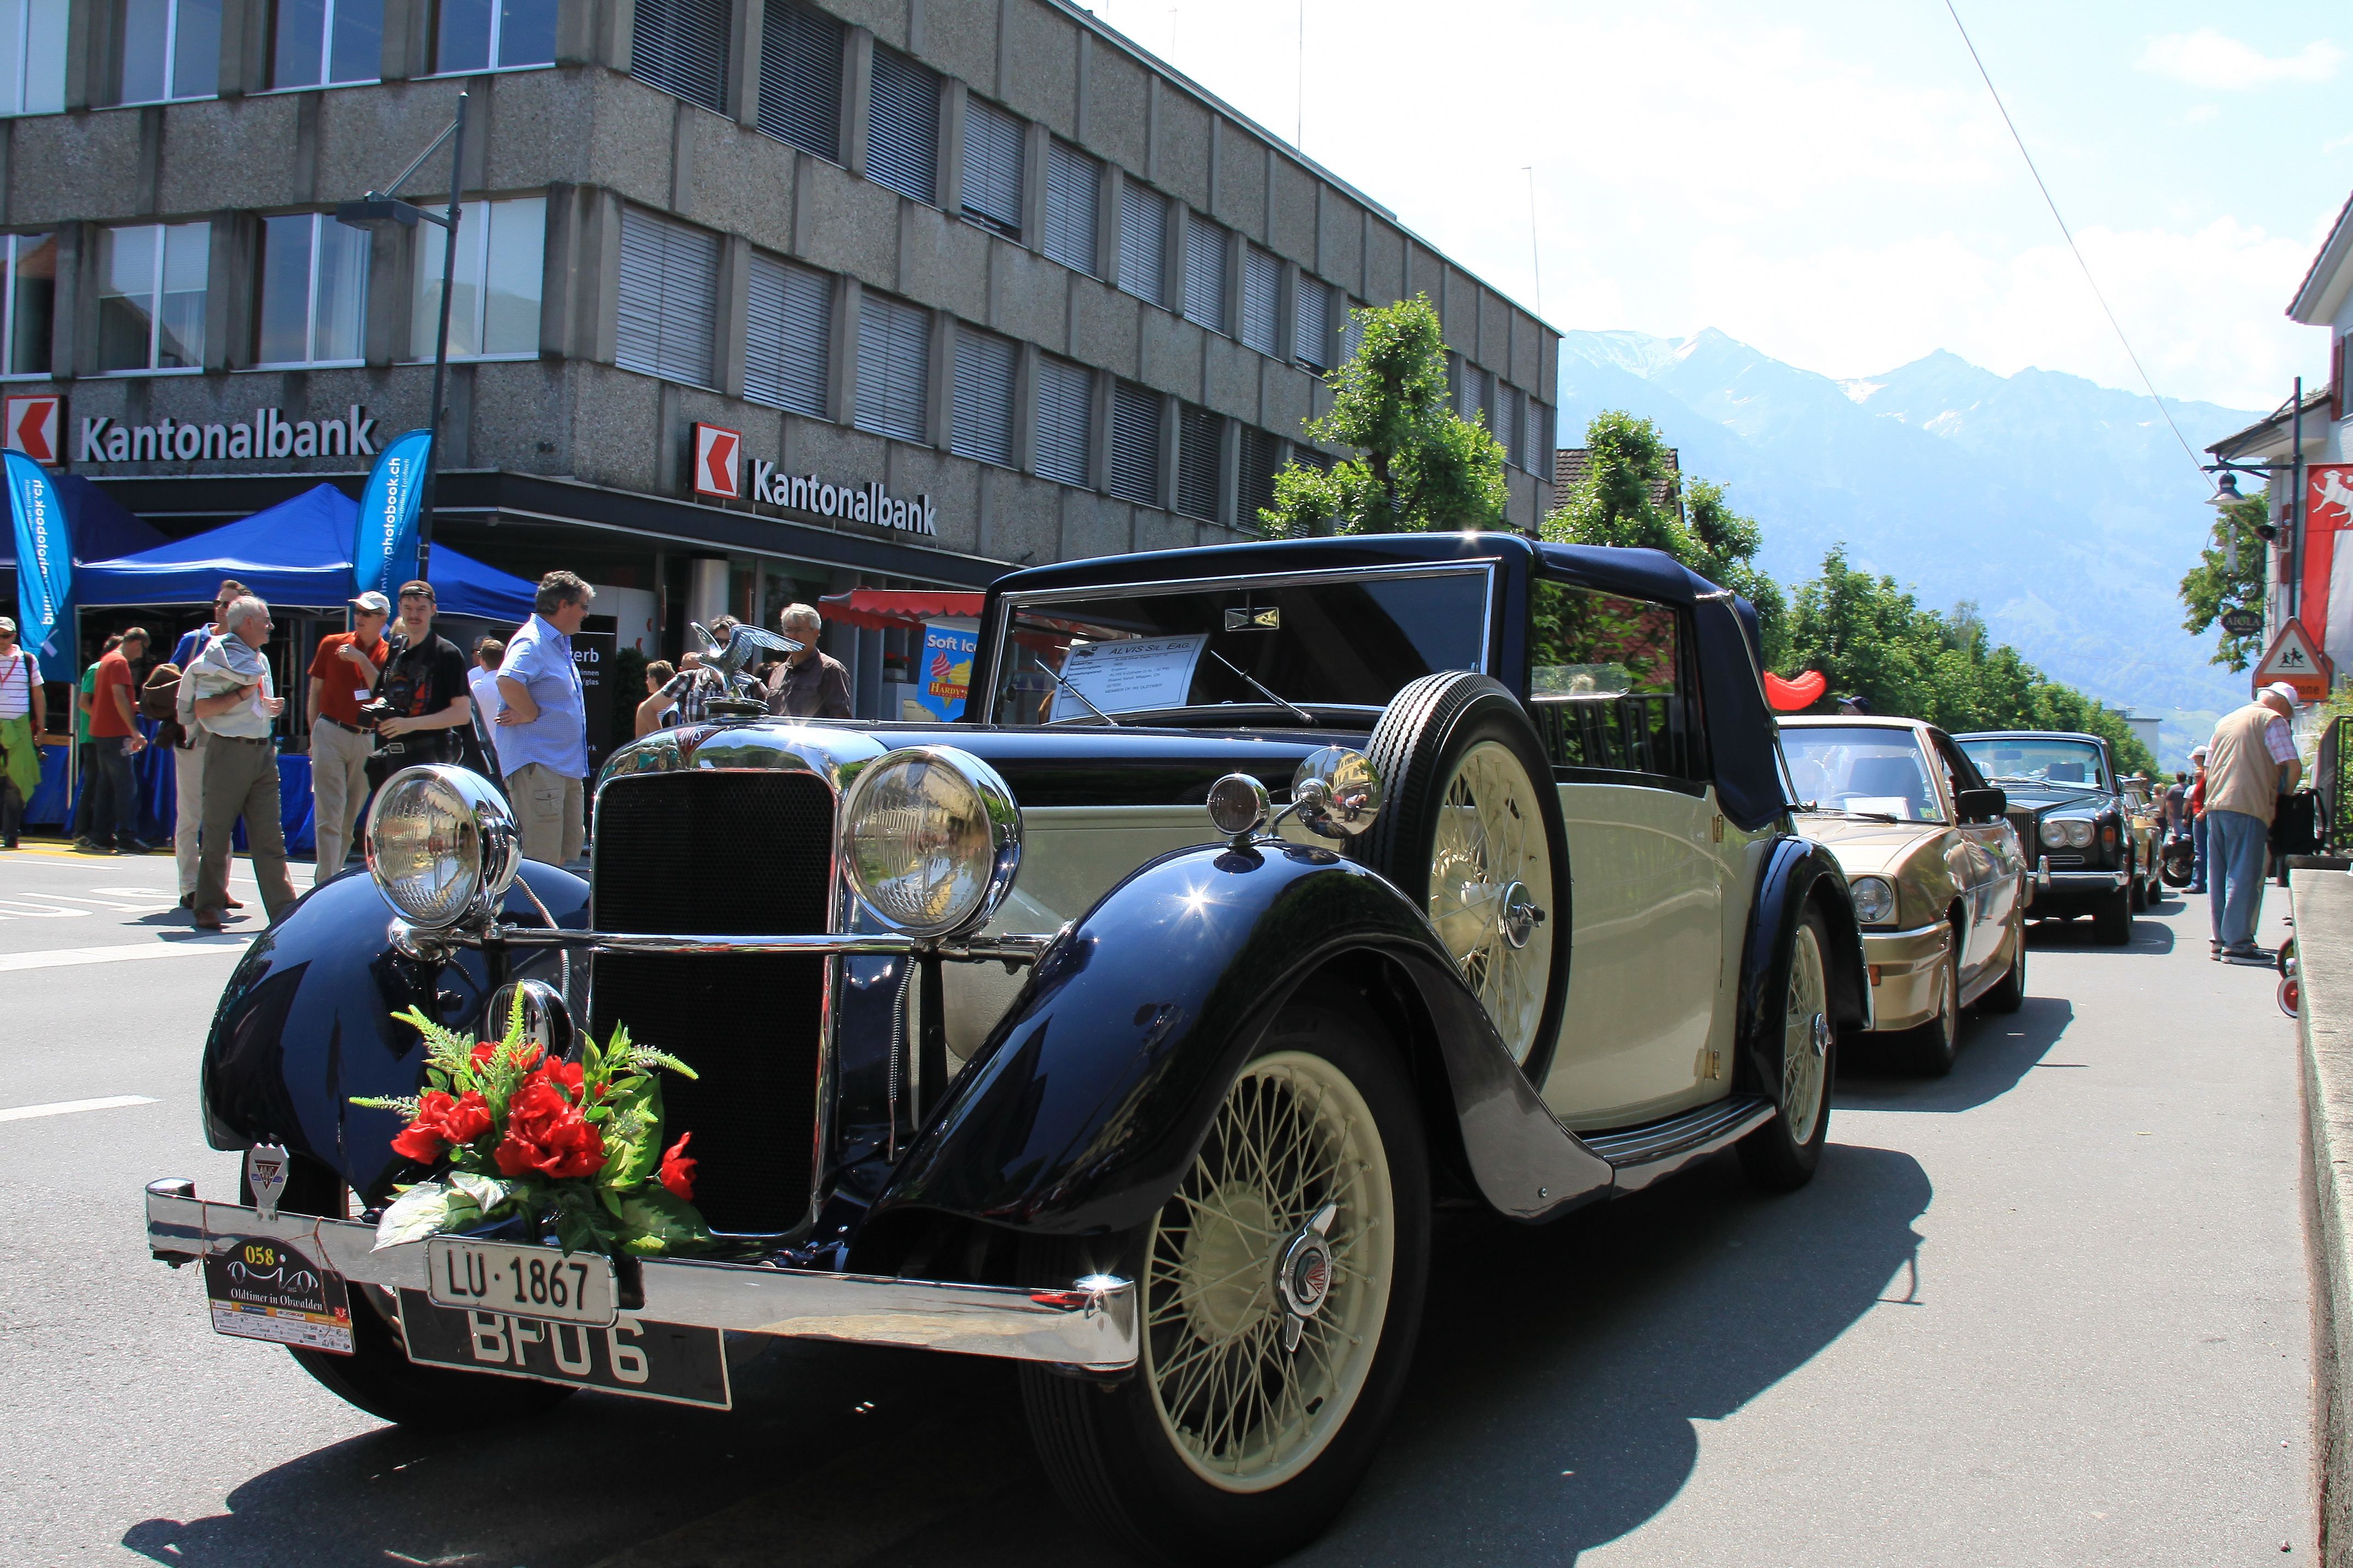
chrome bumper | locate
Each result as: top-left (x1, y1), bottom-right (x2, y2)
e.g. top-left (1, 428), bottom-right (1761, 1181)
top-left (144, 1179), bottom-right (1137, 1371)
top-left (2035, 856), bottom-right (2128, 894)
top-left (1859, 920), bottom-right (1951, 1033)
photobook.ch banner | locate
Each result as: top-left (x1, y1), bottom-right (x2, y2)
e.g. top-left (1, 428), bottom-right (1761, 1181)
top-left (353, 428), bottom-right (432, 600)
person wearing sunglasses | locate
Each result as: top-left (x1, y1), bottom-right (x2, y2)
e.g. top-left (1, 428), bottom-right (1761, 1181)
top-left (0, 616), bottom-right (44, 850)
top-left (167, 580), bottom-right (249, 905)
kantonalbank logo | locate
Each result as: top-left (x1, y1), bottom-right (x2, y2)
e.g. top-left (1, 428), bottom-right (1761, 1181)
top-left (77, 407), bottom-right (379, 464)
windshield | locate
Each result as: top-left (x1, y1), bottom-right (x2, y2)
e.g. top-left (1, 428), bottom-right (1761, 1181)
top-left (985, 568), bottom-right (1490, 726)
top-left (1956, 736), bottom-right (2108, 791)
top-left (1780, 726), bottom-right (1944, 821)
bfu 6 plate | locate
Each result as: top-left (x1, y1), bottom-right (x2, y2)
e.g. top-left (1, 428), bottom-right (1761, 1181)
top-left (426, 1237), bottom-right (617, 1327)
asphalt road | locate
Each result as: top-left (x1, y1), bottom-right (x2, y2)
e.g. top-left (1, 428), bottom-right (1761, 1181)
top-left (0, 844), bottom-right (2313, 1566)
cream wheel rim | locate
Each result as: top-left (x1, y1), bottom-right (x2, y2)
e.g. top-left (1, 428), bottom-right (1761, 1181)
top-left (1425, 740), bottom-right (1554, 1063)
top-left (1782, 923), bottom-right (1830, 1144)
top-left (1144, 1049), bottom-right (1395, 1493)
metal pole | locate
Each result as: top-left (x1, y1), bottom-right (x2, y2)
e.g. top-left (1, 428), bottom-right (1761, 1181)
top-left (416, 91), bottom-right (468, 585)
top-left (2292, 375), bottom-right (2304, 630)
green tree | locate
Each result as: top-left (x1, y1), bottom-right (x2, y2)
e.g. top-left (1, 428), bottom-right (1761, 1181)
top-left (1263, 294), bottom-right (1507, 537)
top-left (2179, 490), bottom-right (2270, 672)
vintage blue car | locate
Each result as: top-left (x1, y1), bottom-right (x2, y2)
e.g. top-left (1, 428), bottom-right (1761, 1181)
top-left (144, 532), bottom-right (1868, 1565)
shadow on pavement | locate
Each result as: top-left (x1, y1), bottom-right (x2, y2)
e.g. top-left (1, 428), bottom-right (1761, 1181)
top-left (1836, 997), bottom-right (2075, 1114)
top-left (2028, 916), bottom-right (2175, 954)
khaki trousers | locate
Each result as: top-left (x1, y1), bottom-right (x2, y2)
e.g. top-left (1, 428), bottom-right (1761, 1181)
top-left (172, 737), bottom-right (206, 895)
top-left (195, 737), bottom-right (297, 920)
top-left (509, 762), bottom-right (586, 866)
top-left (309, 720), bottom-right (375, 882)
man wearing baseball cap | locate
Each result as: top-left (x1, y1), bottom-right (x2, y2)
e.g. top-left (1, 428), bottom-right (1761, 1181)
top-left (2203, 681), bottom-right (2303, 960)
top-left (305, 589), bottom-right (391, 884)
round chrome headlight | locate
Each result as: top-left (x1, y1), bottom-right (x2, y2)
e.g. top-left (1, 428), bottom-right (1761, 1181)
top-left (1849, 875), bottom-right (1896, 926)
top-left (841, 747), bottom-right (1021, 937)
top-left (2040, 817), bottom-right (2067, 848)
top-left (2063, 819), bottom-right (2094, 849)
top-left (365, 765), bottom-right (520, 929)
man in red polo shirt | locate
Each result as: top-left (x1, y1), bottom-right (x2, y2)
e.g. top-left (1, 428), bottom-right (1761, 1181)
top-left (306, 590), bottom-right (391, 884)
top-left (87, 627), bottom-right (151, 853)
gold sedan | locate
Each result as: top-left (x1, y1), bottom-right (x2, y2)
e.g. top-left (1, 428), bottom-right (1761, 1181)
top-left (1780, 715), bottom-right (2030, 1074)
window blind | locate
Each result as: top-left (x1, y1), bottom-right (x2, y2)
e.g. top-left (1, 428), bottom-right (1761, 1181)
top-left (1462, 365), bottom-right (1493, 428)
top-left (1294, 277), bottom-right (1330, 369)
top-left (1034, 356), bottom-right (1092, 487)
top-left (866, 47), bottom-right (939, 204)
top-left (629, 0), bottom-right (727, 112)
top-left (960, 97), bottom-right (1024, 239)
top-left (1176, 402), bottom-right (1220, 521)
top-left (1107, 380), bottom-right (1161, 506)
top-left (856, 290), bottom-right (929, 443)
top-left (1500, 384), bottom-right (1525, 467)
top-left (1183, 212), bottom-right (1226, 333)
top-left (744, 252), bottom-right (831, 416)
top-left (1117, 182), bottom-right (1166, 306)
top-left (1237, 427), bottom-right (1282, 530)
top-left (616, 206), bottom-right (717, 387)
top-left (757, 0), bottom-right (841, 160)
top-left (951, 325), bottom-right (1017, 466)
top-left (1043, 140), bottom-right (1099, 275)
top-left (1240, 247), bottom-right (1279, 355)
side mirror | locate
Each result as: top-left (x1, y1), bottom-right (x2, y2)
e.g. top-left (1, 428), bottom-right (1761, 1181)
top-left (1956, 786), bottom-right (2006, 825)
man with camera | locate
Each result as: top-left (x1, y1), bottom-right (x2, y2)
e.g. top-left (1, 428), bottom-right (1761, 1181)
top-left (363, 580), bottom-right (473, 794)
top-left (305, 589), bottom-right (390, 884)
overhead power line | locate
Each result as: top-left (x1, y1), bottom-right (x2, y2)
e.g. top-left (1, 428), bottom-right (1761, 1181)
top-left (1942, 0), bottom-right (2211, 489)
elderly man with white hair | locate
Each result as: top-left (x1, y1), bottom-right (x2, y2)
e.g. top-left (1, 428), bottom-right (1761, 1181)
top-left (186, 595), bottom-right (296, 929)
top-left (763, 602), bottom-right (853, 719)
top-left (2202, 681), bottom-right (2303, 961)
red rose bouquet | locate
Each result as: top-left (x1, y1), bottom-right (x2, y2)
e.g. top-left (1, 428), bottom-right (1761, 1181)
top-left (351, 994), bottom-right (713, 1258)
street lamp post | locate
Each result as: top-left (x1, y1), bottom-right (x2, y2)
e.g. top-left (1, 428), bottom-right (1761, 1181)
top-left (336, 91), bottom-right (469, 583)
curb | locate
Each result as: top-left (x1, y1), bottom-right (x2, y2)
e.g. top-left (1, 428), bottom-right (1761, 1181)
top-left (2295, 867), bottom-right (2353, 1565)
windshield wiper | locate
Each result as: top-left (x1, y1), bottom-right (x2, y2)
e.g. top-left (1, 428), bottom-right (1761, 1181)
top-left (1038, 662), bottom-right (1122, 726)
top-left (1208, 651), bottom-right (1317, 725)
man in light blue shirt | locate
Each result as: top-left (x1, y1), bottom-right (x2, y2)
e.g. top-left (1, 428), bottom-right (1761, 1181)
top-left (496, 571), bottom-right (594, 866)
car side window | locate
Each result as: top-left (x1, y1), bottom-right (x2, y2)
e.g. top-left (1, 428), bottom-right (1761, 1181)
top-left (1931, 735), bottom-right (1980, 805)
top-left (1527, 579), bottom-right (1703, 783)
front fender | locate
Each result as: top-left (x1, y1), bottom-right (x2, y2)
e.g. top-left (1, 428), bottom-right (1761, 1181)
top-left (867, 840), bottom-right (1613, 1241)
top-left (198, 864), bottom-right (588, 1200)
top-left (1735, 836), bottom-right (1870, 1099)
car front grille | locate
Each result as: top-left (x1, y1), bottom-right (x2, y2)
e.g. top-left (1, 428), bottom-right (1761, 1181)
top-left (2045, 853), bottom-right (2086, 868)
top-left (590, 770), bottom-right (835, 1236)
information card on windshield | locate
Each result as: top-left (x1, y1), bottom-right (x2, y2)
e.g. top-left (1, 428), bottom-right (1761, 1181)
top-left (1050, 634), bottom-right (1208, 720)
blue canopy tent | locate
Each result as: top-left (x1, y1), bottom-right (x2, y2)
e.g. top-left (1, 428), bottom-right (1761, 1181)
top-left (0, 473), bottom-right (168, 574)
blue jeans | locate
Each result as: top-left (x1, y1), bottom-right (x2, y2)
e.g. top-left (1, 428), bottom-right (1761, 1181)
top-left (2190, 813), bottom-right (2208, 888)
top-left (88, 736), bottom-right (139, 847)
top-left (2206, 808), bottom-right (2270, 950)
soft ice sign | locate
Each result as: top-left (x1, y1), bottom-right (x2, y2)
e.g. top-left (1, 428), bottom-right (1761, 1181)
top-left (690, 422), bottom-right (937, 537)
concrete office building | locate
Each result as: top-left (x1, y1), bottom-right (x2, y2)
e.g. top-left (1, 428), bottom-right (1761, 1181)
top-left (0, 0), bottom-right (1559, 714)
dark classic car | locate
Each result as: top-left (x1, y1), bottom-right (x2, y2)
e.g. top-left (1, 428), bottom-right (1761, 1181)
top-left (1953, 729), bottom-right (2158, 944)
top-left (143, 533), bottom-right (1869, 1566)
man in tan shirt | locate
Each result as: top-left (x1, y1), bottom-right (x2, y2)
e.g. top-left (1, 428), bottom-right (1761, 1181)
top-left (2204, 681), bottom-right (2302, 959)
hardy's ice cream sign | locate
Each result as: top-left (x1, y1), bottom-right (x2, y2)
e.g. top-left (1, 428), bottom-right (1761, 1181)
top-left (692, 421), bottom-right (937, 537)
top-left (77, 406), bottom-right (379, 464)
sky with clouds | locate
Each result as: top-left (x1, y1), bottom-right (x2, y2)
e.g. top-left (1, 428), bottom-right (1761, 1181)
top-left (1080, 0), bottom-right (2348, 415)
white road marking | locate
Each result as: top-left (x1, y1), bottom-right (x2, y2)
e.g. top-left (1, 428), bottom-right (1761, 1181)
top-left (0, 938), bottom-right (247, 973)
top-left (0, 1095), bottom-right (159, 1123)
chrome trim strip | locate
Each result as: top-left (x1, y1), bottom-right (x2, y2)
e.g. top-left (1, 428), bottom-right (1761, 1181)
top-left (144, 1183), bottom-right (1138, 1371)
top-left (1862, 920), bottom-right (1948, 944)
top-left (1585, 1096), bottom-right (1776, 1192)
top-left (446, 927), bottom-right (1057, 963)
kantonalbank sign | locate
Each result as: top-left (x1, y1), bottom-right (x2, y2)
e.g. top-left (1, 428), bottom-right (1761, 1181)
top-left (78, 406), bottom-right (379, 463)
top-left (691, 421), bottom-right (937, 537)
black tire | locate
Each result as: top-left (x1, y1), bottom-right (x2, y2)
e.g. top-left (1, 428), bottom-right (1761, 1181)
top-left (261, 1155), bottom-right (574, 1428)
top-left (1352, 671), bottom-right (1570, 1077)
top-left (1020, 996), bottom-right (1432, 1568)
top-left (1980, 913), bottom-right (2026, 1014)
top-left (2129, 867), bottom-right (2147, 911)
top-left (1737, 904), bottom-right (1837, 1191)
top-left (2092, 885), bottom-right (2132, 946)
top-left (1904, 926), bottom-right (1962, 1077)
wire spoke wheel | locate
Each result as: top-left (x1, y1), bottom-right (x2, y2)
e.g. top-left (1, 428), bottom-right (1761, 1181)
top-left (1423, 741), bottom-right (1553, 1064)
top-left (1144, 1050), bottom-right (1395, 1494)
top-left (1780, 922), bottom-right (1830, 1144)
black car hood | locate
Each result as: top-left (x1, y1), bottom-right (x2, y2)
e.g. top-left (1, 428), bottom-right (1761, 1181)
top-left (1991, 783), bottom-right (2112, 814)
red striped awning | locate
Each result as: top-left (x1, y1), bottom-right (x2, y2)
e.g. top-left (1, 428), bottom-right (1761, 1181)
top-left (815, 589), bottom-right (987, 632)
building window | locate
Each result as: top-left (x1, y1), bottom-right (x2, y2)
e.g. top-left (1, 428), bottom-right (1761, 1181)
top-left (117, 0), bottom-right (220, 103)
top-left (866, 47), bottom-right (938, 205)
top-left (1500, 383), bottom-right (1525, 467)
top-left (1118, 182), bottom-right (1168, 307)
top-left (97, 223), bottom-right (207, 373)
top-left (615, 206), bottom-right (717, 387)
top-left (1107, 380), bottom-right (1161, 506)
top-left (1183, 212), bottom-right (1226, 334)
top-left (255, 213), bottom-right (368, 366)
top-left (410, 194), bottom-right (544, 359)
top-left (1042, 139), bottom-right (1099, 277)
top-left (950, 324), bottom-right (1017, 466)
top-left (1532, 400), bottom-right (1553, 473)
top-left (269, 0), bottom-right (380, 87)
top-left (1237, 426), bottom-right (1281, 531)
top-left (431, 0), bottom-right (555, 72)
top-left (855, 290), bottom-right (928, 443)
top-left (1034, 354), bottom-right (1091, 487)
top-left (743, 251), bottom-right (830, 416)
top-left (1294, 277), bottom-right (1331, 370)
top-left (0, 0), bottom-right (66, 114)
top-left (959, 96), bottom-right (1024, 240)
top-left (629, 0), bottom-right (727, 112)
top-left (1176, 402), bottom-right (1220, 521)
top-left (0, 233), bottom-right (51, 377)
top-left (1239, 246), bottom-right (1279, 356)
top-left (756, 0), bottom-right (840, 160)
top-left (1341, 301), bottom-right (1362, 363)
top-left (1461, 364), bottom-right (1493, 428)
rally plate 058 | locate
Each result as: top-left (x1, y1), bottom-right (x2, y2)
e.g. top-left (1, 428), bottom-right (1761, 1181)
top-left (204, 1235), bottom-right (354, 1354)
top-left (395, 1290), bottom-right (731, 1409)
top-left (426, 1236), bottom-right (617, 1327)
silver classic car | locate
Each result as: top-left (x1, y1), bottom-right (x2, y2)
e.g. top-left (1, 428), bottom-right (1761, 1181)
top-left (144, 533), bottom-right (1868, 1566)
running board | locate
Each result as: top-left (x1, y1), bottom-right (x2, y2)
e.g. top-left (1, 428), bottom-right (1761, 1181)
top-left (1580, 1096), bottom-right (1775, 1192)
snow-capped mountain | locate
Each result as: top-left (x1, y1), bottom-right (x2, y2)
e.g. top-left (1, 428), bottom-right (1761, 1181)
top-left (1555, 329), bottom-right (2259, 764)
